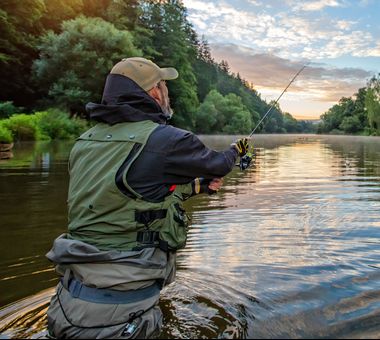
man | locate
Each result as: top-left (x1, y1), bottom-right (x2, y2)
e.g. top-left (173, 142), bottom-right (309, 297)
top-left (46, 57), bottom-right (248, 339)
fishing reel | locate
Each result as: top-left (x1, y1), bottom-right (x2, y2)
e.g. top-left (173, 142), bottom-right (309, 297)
top-left (239, 152), bottom-right (253, 170)
top-left (237, 143), bottom-right (255, 171)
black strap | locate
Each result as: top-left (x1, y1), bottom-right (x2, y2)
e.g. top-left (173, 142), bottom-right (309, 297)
top-left (135, 209), bottom-right (167, 226)
top-left (135, 210), bottom-right (168, 252)
top-left (136, 230), bottom-right (160, 244)
top-left (134, 230), bottom-right (169, 252)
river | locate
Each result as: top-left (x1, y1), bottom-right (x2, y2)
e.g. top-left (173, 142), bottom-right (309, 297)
top-left (0, 135), bottom-right (379, 339)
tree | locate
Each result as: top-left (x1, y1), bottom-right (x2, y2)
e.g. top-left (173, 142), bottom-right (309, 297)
top-left (1, 0), bottom-right (301, 134)
top-left (0, 0), bottom-right (45, 107)
top-left (283, 112), bottom-right (298, 133)
top-left (260, 100), bottom-right (284, 133)
top-left (353, 87), bottom-right (368, 129)
top-left (139, 0), bottom-right (199, 130)
top-left (197, 35), bottom-right (213, 63)
top-left (365, 74), bottom-right (380, 134)
top-left (339, 115), bottom-right (361, 133)
top-left (40, 0), bottom-right (84, 32)
top-left (106, 0), bottom-right (158, 59)
top-left (194, 90), bottom-right (224, 133)
top-left (221, 93), bottom-right (253, 134)
top-left (33, 16), bottom-right (142, 114)
top-left (194, 90), bottom-right (252, 134)
top-left (219, 60), bottom-right (230, 73)
top-left (141, 0), bottom-right (199, 129)
top-left (318, 97), bottom-right (354, 133)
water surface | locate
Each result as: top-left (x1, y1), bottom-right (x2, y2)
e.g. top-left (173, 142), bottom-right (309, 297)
top-left (0, 135), bottom-right (379, 338)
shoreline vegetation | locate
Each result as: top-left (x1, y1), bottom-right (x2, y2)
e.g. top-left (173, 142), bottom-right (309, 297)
top-left (0, 107), bottom-right (90, 144)
top-left (1, 1), bottom-right (379, 144)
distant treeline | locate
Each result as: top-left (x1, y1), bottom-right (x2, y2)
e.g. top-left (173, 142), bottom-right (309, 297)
top-left (317, 74), bottom-right (380, 136)
top-left (0, 0), bottom-right (317, 136)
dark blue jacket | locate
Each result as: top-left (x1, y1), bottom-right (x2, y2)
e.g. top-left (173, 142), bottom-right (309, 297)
top-left (86, 74), bottom-right (238, 202)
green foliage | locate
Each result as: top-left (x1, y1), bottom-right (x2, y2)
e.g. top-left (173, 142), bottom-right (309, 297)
top-left (2, 0), bottom-right (308, 134)
top-left (0, 109), bottom-right (89, 142)
top-left (0, 124), bottom-right (13, 143)
top-left (139, 0), bottom-right (199, 129)
top-left (194, 90), bottom-right (253, 134)
top-left (222, 94), bottom-right (253, 134)
top-left (36, 109), bottom-right (90, 140)
top-left (319, 96), bottom-right (360, 134)
top-left (33, 16), bottom-right (142, 112)
top-left (106, 0), bottom-right (140, 31)
top-left (40, 0), bottom-right (84, 31)
top-left (194, 90), bottom-right (224, 133)
top-left (339, 115), bottom-right (361, 133)
top-left (0, 0), bottom-right (45, 106)
top-left (365, 74), bottom-right (380, 133)
top-left (1, 113), bottom-right (42, 141)
top-left (297, 120), bottom-right (317, 133)
top-left (0, 101), bottom-right (23, 119)
top-left (283, 113), bottom-right (299, 133)
top-left (319, 75), bottom-right (380, 135)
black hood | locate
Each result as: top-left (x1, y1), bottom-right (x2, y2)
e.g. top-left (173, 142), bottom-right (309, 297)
top-left (86, 74), bottom-right (169, 125)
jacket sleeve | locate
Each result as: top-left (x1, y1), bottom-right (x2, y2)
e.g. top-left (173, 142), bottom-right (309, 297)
top-left (164, 130), bottom-right (238, 181)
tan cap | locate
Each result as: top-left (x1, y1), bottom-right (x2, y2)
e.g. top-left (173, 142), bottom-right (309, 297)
top-left (110, 57), bottom-right (178, 91)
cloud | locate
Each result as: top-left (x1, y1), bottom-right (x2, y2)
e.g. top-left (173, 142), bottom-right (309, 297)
top-left (335, 20), bottom-right (357, 31)
top-left (183, 0), bottom-right (379, 60)
top-left (247, 0), bottom-right (262, 5)
top-left (209, 43), bottom-right (372, 105)
top-left (290, 0), bottom-right (344, 11)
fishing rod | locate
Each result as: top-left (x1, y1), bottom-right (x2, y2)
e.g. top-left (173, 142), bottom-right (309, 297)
top-left (239, 63), bottom-right (309, 170)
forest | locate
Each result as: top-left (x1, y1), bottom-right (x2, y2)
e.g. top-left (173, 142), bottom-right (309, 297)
top-left (317, 75), bottom-right (380, 136)
top-left (0, 0), bottom-right (318, 143)
top-left (3, 1), bottom-right (379, 140)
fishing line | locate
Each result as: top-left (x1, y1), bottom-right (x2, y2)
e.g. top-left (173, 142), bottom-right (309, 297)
top-left (239, 62), bottom-right (309, 170)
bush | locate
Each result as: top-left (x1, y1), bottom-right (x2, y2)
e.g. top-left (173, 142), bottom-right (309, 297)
top-left (36, 109), bottom-right (89, 140)
top-left (0, 109), bottom-right (90, 142)
top-left (363, 127), bottom-right (379, 136)
top-left (0, 124), bottom-right (13, 143)
top-left (1, 114), bottom-right (43, 141)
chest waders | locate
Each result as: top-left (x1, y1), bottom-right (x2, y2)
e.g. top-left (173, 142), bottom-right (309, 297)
top-left (46, 121), bottom-right (192, 338)
top-left (67, 120), bottom-right (192, 252)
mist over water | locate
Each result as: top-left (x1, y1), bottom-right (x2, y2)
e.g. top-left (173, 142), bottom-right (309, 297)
top-left (1, 135), bottom-right (380, 339)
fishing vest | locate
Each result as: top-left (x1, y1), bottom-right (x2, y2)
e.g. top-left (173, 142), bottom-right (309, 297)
top-left (67, 120), bottom-right (192, 252)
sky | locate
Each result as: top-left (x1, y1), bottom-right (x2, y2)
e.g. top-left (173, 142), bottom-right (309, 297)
top-left (182, 0), bottom-right (380, 119)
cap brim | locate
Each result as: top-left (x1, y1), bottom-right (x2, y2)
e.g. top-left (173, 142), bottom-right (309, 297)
top-left (160, 67), bottom-right (179, 80)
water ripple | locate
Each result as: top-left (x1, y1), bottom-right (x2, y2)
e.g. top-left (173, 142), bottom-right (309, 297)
top-left (1, 136), bottom-right (380, 338)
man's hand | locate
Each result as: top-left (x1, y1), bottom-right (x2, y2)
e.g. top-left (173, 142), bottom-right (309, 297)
top-left (192, 177), bottom-right (224, 195)
top-left (208, 178), bottom-right (223, 193)
top-left (232, 137), bottom-right (249, 156)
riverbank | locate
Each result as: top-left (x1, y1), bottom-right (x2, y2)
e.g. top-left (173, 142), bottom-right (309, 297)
top-left (0, 110), bottom-right (90, 144)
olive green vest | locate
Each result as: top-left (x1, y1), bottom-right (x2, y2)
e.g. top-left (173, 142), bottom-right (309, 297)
top-left (67, 120), bottom-right (192, 251)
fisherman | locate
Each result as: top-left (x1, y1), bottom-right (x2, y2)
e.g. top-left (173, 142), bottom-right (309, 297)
top-left (46, 57), bottom-right (249, 339)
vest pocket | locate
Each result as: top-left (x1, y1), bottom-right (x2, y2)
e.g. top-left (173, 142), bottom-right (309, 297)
top-left (173, 203), bottom-right (188, 226)
top-left (159, 201), bottom-right (190, 250)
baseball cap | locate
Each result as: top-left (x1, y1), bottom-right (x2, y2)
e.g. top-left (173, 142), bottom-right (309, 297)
top-left (110, 57), bottom-right (178, 91)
